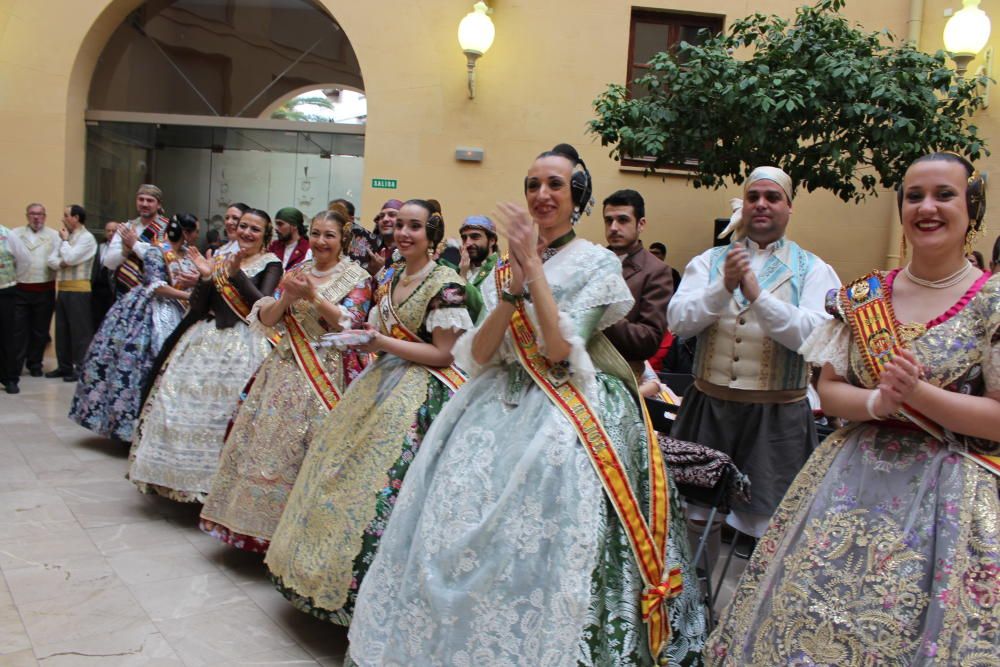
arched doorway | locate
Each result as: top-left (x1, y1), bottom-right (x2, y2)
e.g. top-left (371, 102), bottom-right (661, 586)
top-left (83, 0), bottom-right (364, 229)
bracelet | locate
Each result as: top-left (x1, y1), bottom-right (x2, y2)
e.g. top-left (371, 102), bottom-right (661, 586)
top-left (865, 389), bottom-right (884, 421)
top-left (500, 288), bottom-right (524, 305)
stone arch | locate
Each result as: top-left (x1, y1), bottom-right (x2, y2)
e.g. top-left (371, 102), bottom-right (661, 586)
top-left (63, 0), bottom-right (365, 199)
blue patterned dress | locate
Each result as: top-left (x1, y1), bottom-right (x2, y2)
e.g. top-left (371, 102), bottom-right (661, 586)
top-left (69, 246), bottom-right (185, 442)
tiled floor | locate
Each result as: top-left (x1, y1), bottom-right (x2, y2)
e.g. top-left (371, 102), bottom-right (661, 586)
top-left (0, 372), bottom-right (348, 666)
top-left (0, 362), bottom-right (746, 666)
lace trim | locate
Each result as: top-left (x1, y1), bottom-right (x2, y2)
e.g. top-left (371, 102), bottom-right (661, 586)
top-left (424, 306), bottom-right (473, 334)
top-left (452, 326), bottom-right (485, 378)
top-left (799, 318), bottom-right (850, 378)
top-left (553, 310), bottom-right (598, 399)
top-left (248, 296), bottom-right (284, 339)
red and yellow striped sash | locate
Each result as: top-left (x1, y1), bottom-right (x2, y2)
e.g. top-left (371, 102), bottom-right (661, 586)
top-left (212, 256), bottom-right (281, 346)
top-left (495, 261), bottom-right (680, 658)
top-left (114, 216), bottom-right (166, 290)
top-left (285, 313), bottom-right (340, 410)
top-left (839, 272), bottom-right (999, 477)
top-left (378, 294), bottom-right (467, 392)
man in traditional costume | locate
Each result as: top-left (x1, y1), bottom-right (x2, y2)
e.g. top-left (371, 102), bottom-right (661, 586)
top-left (602, 189), bottom-right (674, 377)
top-left (364, 199), bottom-right (402, 276)
top-left (12, 203), bottom-right (60, 379)
top-left (268, 207), bottom-right (311, 269)
top-left (103, 184), bottom-right (168, 298)
top-left (667, 166), bottom-right (840, 565)
top-left (45, 205), bottom-right (97, 382)
top-left (455, 215), bottom-right (499, 290)
top-left (0, 224), bottom-right (27, 393)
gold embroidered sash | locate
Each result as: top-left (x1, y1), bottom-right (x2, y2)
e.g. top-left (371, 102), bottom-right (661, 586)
top-left (212, 254), bottom-right (281, 346)
top-left (377, 291), bottom-right (467, 392)
top-left (839, 272), bottom-right (1000, 477)
top-left (282, 263), bottom-right (367, 411)
top-left (494, 261), bottom-right (680, 658)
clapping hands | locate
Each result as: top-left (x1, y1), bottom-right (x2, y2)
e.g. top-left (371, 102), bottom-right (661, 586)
top-left (493, 202), bottom-right (539, 294)
top-left (877, 348), bottom-right (924, 414)
top-left (187, 246), bottom-right (213, 278)
top-left (723, 246), bottom-right (761, 302)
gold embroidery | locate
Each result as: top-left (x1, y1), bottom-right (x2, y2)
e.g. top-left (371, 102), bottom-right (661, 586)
top-left (265, 265), bottom-right (462, 612)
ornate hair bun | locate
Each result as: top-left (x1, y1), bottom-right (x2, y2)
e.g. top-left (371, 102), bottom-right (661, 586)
top-left (551, 143), bottom-right (580, 164)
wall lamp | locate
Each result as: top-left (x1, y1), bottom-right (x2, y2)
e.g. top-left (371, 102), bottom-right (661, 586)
top-left (458, 2), bottom-right (495, 99)
top-left (944, 0), bottom-right (991, 76)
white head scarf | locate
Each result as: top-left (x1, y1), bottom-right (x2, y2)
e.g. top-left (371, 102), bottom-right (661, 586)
top-left (717, 166), bottom-right (793, 240)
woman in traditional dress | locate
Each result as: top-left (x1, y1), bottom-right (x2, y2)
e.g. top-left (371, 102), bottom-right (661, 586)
top-left (348, 144), bottom-right (705, 666)
top-left (129, 208), bottom-right (282, 502)
top-left (264, 199), bottom-right (473, 625)
top-left (69, 214), bottom-right (199, 442)
top-left (199, 208), bottom-right (373, 552)
top-left (705, 152), bottom-right (1000, 665)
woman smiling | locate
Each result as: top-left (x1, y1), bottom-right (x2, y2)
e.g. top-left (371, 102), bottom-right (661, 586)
top-left (129, 208), bottom-right (283, 503)
top-left (200, 208), bottom-right (372, 552)
top-left (265, 199), bottom-right (474, 625)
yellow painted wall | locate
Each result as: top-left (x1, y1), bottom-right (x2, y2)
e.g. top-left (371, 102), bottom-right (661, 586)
top-left (1, 0), bottom-right (994, 282)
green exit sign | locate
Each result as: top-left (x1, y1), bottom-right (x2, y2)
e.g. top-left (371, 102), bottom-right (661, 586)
top-left (371, 178), bottom-right (397, 189)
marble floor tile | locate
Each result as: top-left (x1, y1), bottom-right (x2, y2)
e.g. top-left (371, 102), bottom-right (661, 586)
top-left (213, 645), bottom-right (319, 666)
top-left (154, 602), bottom-right (298, 666)
top-left (31, 620), bottom-right (182, 666)
top-left (0, 650), bottom-right (38, 667)
top-left (0, 490), bottom-right (77, 540)
top-left (0, 589), bottom-right (32, 656)
top-left (18, 583), bottom-right (149, 646)
top-left (0, 525), bottom-right (99, 571)
top-left (4, 555), bottom-right (118, 607)
top-left (63, 493), bottom-right (164, 530)
top-left (106, 542), bottom-right (222, 587)
top-left (87, 520), bottom-right (189, 557)
top-left (128, 573), bottom-right (248, 622)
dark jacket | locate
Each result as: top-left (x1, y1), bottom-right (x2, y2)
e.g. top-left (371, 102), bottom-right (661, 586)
top-left (604, 241), bottom-right (674, 367)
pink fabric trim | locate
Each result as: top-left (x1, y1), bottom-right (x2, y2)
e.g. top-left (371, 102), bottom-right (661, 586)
top-left (886, 268), bottom-right (990, 329)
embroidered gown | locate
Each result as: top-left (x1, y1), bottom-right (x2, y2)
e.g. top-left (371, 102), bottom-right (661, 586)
top-left (705, 270), bottom-right (1000, 666)
top-left (199, 259), bottom-right (373, 552)
top-left (129, 253), bottom-right (282, 503)
top-left (69, 244), bottom-right (192, 442)
top-left (264, 262), bottom-right (473, 624)
top-left (348, 239), bottom-right (706, 667)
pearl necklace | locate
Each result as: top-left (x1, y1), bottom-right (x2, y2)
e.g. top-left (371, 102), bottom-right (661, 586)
top-left (310, 262), bottom-right (339, 278)
top-left (902, 261), bottom-right (973, 289)
top-left (399, 260), bottom-right (434, 287)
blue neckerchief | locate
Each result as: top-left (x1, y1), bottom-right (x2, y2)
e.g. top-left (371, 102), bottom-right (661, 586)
top-left (709, 238), bottom-right (813, 311)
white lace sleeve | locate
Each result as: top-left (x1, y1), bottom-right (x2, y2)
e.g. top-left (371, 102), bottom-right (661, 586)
top-left (554, 310), bottom-right (599, 398)
top-left (798, 317), bottom-right (850, 378)
top-left (425, 307), bottom-right (473, 334)
top-left (368, 303), bottom-right (382, 328)
top-left (248, 296), bottom-right (284, 338)
top-left (452, 325), bottom-right (487, 378)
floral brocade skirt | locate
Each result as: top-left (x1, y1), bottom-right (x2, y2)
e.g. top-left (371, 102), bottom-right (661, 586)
top-left (199, 352), bottom-right (331, 552)
top-left (265, 355), bottom-right (451, 625)
top-left (129, 320), bottom-right (271, 503)
top-left (705, 423), bottom-right (1000, 666)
